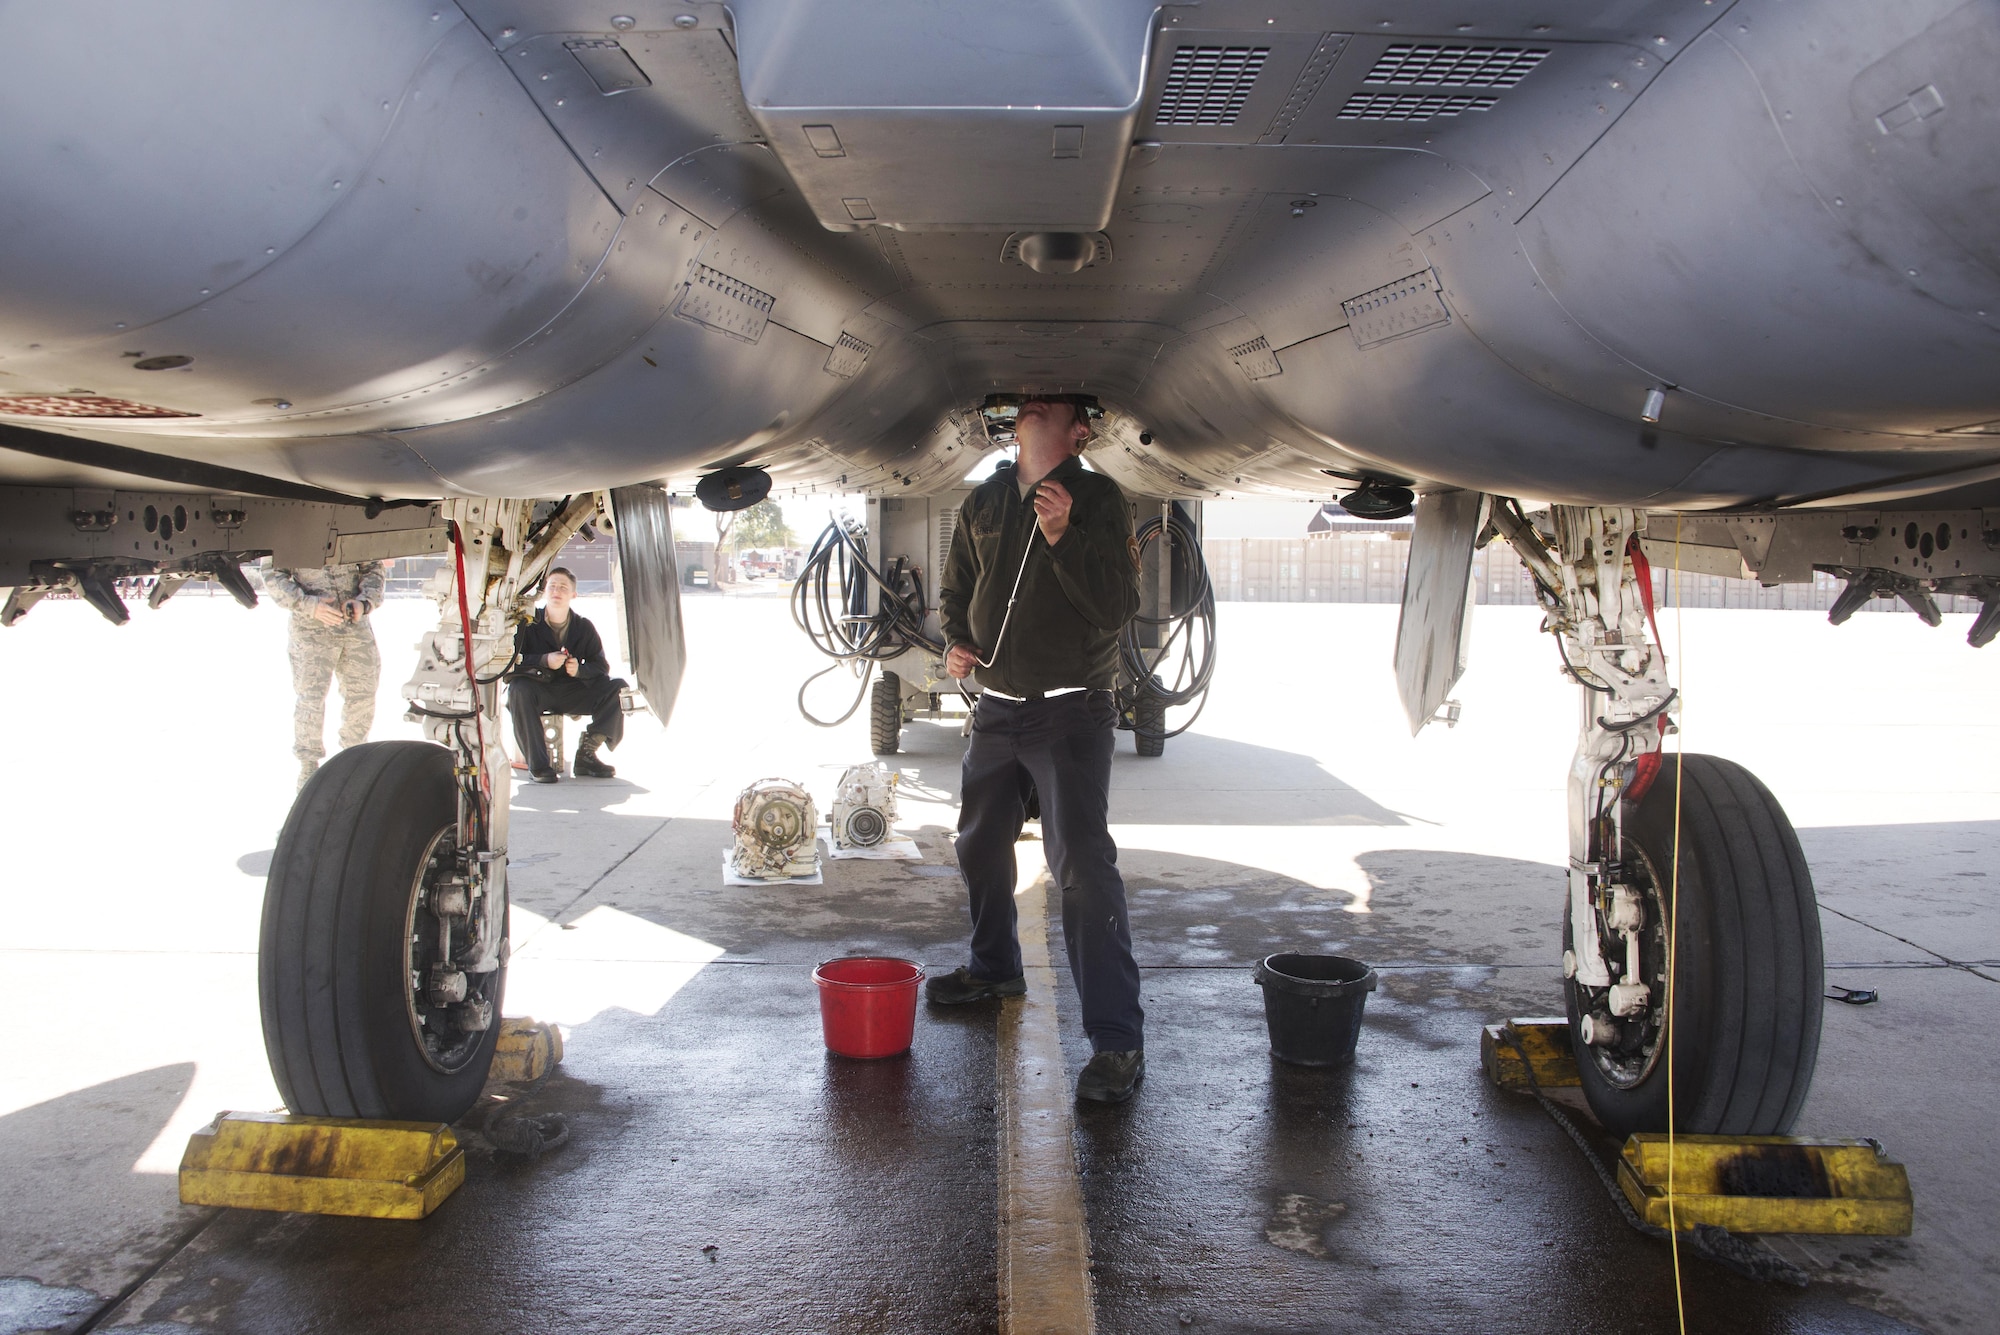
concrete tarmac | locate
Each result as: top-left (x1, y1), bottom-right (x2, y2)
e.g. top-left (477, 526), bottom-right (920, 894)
top-left (2, 586), bottom-right (1994, 1333)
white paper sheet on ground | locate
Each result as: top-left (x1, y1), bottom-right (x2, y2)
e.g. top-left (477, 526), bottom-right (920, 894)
top-left (818, 828), bottom-right (923, 861)
top-left (721, 849), bottom-right (823, 886)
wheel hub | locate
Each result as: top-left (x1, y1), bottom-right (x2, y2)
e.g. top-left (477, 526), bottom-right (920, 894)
top-left (404, 828), bottom-right (502, 1074)
top-left (1568, 842), bottom-right (1671, 1090)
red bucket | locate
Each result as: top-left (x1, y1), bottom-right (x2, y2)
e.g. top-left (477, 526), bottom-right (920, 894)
top-left (812, 957), bottom-right (923, 1059)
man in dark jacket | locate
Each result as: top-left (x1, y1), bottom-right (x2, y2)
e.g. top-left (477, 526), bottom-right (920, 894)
top-left (931, 395), bottom-right (1146, 1103)
top-left (507, 567), bottom-right (625, 782)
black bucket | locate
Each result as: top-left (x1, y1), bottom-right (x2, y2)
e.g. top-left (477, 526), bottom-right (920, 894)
top-left (1253, 953), bottom-right (1378, 1067)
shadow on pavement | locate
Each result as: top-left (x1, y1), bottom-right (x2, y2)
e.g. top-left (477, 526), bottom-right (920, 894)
top-left (894, 717), bottom-right (1409, 826)
top-left (0, 1064), bottom-right (202, 1307)
top-left (1059, 844), bottom-right (1924, 1335)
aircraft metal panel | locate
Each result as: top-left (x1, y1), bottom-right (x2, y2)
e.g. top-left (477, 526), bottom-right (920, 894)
top-left (1727, 0), bottom-right (1999, 321)
top-left (0, 487), bottom-right (447, 582)
top-left (1343, 270), bottom-right (1451, 349)
top-left (753, 108), bottom-right (1137, 234)
top-left (1518, 23), bottom-right (2000, 435)
top-left (383, 318), bottom-right (851, 497)
top-left (486, 27), bottom-right (764, 215)
top-left (565, 40), bottom-right (652, 96)
top-left (732, 0), bottom-right (1150, 232)
top-left (659, 175), bottom-right (891, 352)
top-left (1196, 199), bottom-right (1377, 355)
top-left (0, 18), bottom-right (644, 432)
top-left (1395, 489), bottom-right (1483, 736)
top-left (610, 484), bottom-right (687, 726)
top-left (1278, 38), bottom-right (1666, 225)
top-left (1136, 29), bottom-right (1331, 146)
top-left (672, 265), bottom-right (777, 344)
top-left (0, 0), bottom-right (450, 346)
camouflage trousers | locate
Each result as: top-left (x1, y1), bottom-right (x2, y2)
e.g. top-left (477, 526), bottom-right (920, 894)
top-left (290, 618), bottom-right (380, 767)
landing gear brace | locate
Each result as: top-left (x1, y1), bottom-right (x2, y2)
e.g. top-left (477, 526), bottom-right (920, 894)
top-left (260, 494), bottom-right (605, 1122)
top-left (1486, 503), bottom-right (1824, 1139)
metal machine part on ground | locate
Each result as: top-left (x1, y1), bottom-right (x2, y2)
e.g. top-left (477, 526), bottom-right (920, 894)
top-left (830, 762), bottom-right (899, 850)
top-left (731, 777), bottom-right (820, 880)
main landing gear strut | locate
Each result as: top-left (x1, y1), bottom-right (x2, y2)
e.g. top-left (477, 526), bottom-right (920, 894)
top-left (258, 495), bottom-right (606, 1122)
top-left (1491, 504), bottom-right (1824, 1137)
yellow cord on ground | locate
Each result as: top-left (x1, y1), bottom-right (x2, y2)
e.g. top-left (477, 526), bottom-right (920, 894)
top-left (1667, 513), bottom-right (1687, 1334)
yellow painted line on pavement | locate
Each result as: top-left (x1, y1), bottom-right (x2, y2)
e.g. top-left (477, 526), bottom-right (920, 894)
top-left (997, 845), bottom-right (1095, 1335)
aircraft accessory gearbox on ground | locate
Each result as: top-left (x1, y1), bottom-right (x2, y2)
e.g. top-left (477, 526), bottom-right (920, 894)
top-left (2, 0), bottom-right (1997, 1127)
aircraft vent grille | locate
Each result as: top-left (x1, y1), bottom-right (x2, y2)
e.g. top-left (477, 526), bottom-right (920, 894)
top-left (0, 395), bottom-right (198, 418)
top-left (824, 331), bottom-right (873, 378)
top-left (1343, 269), bottom-right (1451, 348)
top-left (671, 263), bottom-right (776, 344)
top-left (1338, 92), bottom-right (1500, 122)
top-left (1362, 44), bottom-right (1549, 89)
top-left (1156, 46), bottom-right (1271, 126)
top-left (1226, 335), bottom-right (1283, 381)
top-left (1337, 44), bottom-right (1549, 122)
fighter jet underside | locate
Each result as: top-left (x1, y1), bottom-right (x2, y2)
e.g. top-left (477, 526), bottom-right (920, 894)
top-left (3, 0), bottom-right (1996, 1140)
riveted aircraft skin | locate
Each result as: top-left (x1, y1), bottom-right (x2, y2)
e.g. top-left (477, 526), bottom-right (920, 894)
top-left (0, 0), bottom-right (1995, 511)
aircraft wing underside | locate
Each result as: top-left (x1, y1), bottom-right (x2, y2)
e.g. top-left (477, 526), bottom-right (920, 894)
top-left (0, 0), bottom-right (1995, 510)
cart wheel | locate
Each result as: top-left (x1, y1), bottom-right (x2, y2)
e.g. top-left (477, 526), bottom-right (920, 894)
top-left (871, 671), bottom-right (902, 755)
top-left (1133, 695), bottom-right (1166, 757)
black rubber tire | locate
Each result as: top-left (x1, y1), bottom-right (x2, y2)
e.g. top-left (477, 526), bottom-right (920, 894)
top-left (259, 741), bottom-right (503, 1122)
top-left (1133, 696), bottom-right (1166, 757)
top-left (1566, 753), bottom-right (1823, 1138)
top-left (871, 671), bottom-right (902, 755)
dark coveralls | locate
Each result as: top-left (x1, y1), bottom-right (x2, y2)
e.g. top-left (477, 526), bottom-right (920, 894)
top-left (939, 454), bottom-right (1144, 1053)
top-left (506, 608), bottom-right (625, 771)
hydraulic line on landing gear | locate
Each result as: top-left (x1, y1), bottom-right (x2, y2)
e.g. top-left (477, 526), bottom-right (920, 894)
top-left (1118, 506), bottom-right (1217, 743)
top-left (791, 519), bottom-right (945, 726)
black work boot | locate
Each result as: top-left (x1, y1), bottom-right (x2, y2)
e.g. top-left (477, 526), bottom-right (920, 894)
top-left (924, 966), bottom-right (1027, 1005)
top-left (573, 731), bottom-right (616, 778)
top-left (1076, 1048), bottom-right (1145, 1103)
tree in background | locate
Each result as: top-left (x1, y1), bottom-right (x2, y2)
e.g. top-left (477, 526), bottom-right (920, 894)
top-left (726, 499), bottom-right (795, 552)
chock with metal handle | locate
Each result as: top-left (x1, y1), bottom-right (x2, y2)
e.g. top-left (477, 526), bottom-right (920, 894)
top-left (1480, 1017), bottom-right (1581, 1089)
top-left (178, 1112), bottom-right (465, 1219)
top-left (1617, 1134), bottom-right (1912, 1236)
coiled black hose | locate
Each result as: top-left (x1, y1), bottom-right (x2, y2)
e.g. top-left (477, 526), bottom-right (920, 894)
top-left (1119, 507), bottom-right (1217, 740)
top-left (791, 519), bottom-right (945, 726)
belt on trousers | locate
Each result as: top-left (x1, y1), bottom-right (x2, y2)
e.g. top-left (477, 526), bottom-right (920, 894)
top-left (981, 686), bottom-right (1091, 702)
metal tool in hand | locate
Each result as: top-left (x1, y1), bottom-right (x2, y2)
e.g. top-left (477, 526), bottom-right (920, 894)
top-left (961, 486), bottom-right (1047, 689)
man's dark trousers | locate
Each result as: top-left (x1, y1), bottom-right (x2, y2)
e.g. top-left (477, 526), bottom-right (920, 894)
top-left (507, 676), bottom-right (624, 771)
top-left (956, 690), bottom-right (1143, 1052)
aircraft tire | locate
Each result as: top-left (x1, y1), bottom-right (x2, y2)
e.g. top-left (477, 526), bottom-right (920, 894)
top-left (871, 671), bottom-right (901, 755)
top-left (1566, 753), bottom-right (1822, 1137)
top-left (1133, 696), bottom-right (1166, 757)
top-left (259, 741), bottom-right (502, 1122)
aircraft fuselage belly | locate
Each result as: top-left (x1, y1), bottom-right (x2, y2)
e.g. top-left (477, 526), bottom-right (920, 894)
top-left (0, 0), bottom-right (1992, 506)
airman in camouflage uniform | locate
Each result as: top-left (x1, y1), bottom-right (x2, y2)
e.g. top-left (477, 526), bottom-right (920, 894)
top-left (265, 561), bottom-right (386, 789)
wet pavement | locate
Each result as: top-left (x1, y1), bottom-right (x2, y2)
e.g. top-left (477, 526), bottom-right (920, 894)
top-left (4, 593), bottom-right (1994, 1333)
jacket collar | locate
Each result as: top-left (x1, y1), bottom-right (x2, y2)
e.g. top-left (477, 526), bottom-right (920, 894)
top-left (1000, 451), bottom-right (1087, 494)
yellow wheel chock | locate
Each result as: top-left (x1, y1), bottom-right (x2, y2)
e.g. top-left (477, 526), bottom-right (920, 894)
top-left (179, 1112), bottom-right (464, 1219)
top-left (488, 1015), bottom-right (565, 1084)
top-left (1480, 1017), bottom-right (1581, 1089)
top-left (1480, 1016), bottom-right (1914, 1238)
top-left (1618, 1134), bottom-right (1912, 1236)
